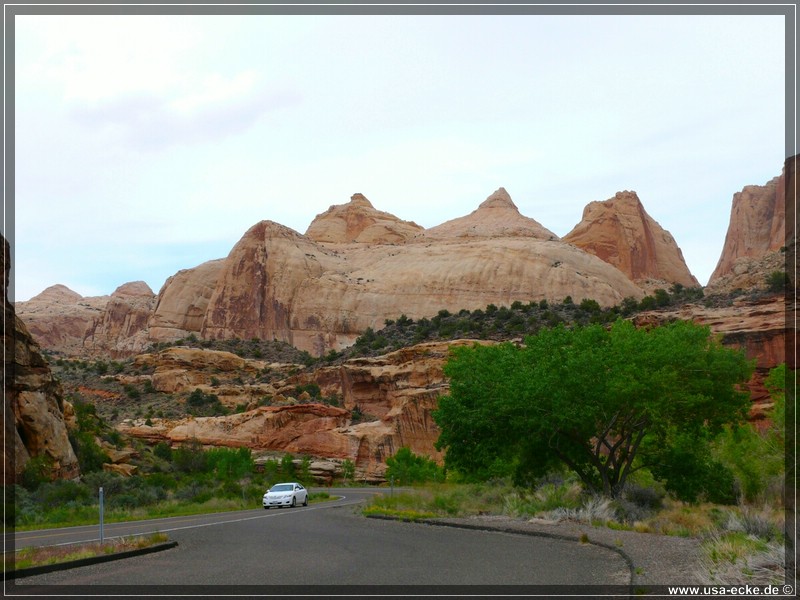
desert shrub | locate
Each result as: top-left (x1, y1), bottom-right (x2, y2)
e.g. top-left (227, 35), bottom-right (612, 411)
top-left (186, 388), bottom-right (228, 417)
top-left (20, 455), bottom-right (55, 491)
top-left (294, 383), bottom-right (321, 398)
top-left (766, 270), bottom-right (789, 292)
top-left (173, 440), bottom-right (209, 474)
top-left (83, 470), bottom-right (126, 496)
top-left (724, 506), bottom-right (781, 541)
top-left (153, 441), bottom-right (173, 461)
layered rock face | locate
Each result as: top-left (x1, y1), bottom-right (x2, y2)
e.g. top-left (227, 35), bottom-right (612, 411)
top-left (199, 190), bottom-right (644, 355)
top-left (563, 191), bottom-right (699, 288)
top-left (83, 281), bottom-right (156, 356)
top-left (148, 259), bottom-right (224, 343)
top-left (119, 339), bottom-right (478, 480)
top-left (2, 234), bottom-right (80, 484)
top-left (20, 188), bottom-right (700, 358)
top-left (16, 285), bottom-right (109, 356)
top-left (708, 155), bottom-right (794, 287)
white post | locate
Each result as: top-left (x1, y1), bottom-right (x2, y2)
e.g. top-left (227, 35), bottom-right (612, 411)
top-left (99, 487), bottom-right (105, 543)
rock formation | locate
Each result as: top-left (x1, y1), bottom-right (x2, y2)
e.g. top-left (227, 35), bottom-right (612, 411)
top-left (16, 281), bottom-right (156, 358)
top-left (83, 281), bottom-right (156, 357)
top-left (422, 187), bottom-right (558, 240)
top-left (118, 339), bottom-right (485, 480)
top-left (305, 193), bottom-right (424, 243)
top-left (563, 191), bottom-right (699, 288)
top-left (2, 233), bottom-right (80, 484)
top-left (707, 154), bottom-right (795, 292)
top-left (148, 259), bottom-right (224, 343)
top-left (19, 188), bottom-right (703, 358)
top-left (16, 285), bottom-right (109, 356)
top-left (197, 189), bottom-right (644, 355)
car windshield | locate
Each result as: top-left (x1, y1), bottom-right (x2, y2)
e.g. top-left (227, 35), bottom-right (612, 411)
top-left (270, 484), bottom-right (294, 492)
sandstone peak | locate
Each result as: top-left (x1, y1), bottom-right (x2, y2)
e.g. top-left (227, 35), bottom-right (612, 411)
top-left (30, 284), bottom-right (83, 304)
top-left (423, 188), bottom-right (558, 241)
top-left (305, 194), bottom-right (423, 244)
top-left (477, 187), bottom-right (518, 211)
top-left (349, 193), bottom-right (373, 208)
top-left (563, 191), bottom-right (699, 287)
top-left (112, 281), bottom-right (155, 298)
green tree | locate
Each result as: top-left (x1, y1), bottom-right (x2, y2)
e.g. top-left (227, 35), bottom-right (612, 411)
top-left (712, 363), bottom-right (789, 502)
top-left (433, 320), bottom-right (753, 498)
top-left (280, 453), bottom-right (296, 479)
top-left (341, 459), bottom-right (355, 482)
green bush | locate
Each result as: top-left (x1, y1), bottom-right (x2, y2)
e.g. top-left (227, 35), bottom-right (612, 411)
top-left (385, 447), bottom-right (444, 486)
top-left (153, 441), bottom-right (173, 461)
top-left (20, 455), bottom-right (55, 491)
top-left (69, 431), bottom-right (110, 474)
top-left (173, 440), bottom-right (209, 473)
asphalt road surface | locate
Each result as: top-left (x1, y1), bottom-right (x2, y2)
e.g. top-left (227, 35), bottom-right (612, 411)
top-left (8, 488), bottom-right (630, 595)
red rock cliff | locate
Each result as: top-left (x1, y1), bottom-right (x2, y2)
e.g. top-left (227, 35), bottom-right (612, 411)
top-left (563, 191), bottom-right (699, 287)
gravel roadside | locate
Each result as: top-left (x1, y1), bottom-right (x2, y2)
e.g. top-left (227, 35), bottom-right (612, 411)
top-left (423, 514), bottom-right (704, 587)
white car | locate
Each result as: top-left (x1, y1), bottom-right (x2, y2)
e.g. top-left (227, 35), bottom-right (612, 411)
top-left (263, 482), bottom-right (308, 509)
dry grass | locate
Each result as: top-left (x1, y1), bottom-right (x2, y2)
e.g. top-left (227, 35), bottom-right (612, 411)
top-left (4, 532), bottom-right (169, 572)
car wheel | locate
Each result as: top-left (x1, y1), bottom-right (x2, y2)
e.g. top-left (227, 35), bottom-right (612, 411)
top-left (292, 497), bottom-right (296, 508)
top-left (264, 506), bottom-right (269, 510)
top-left (303, 496), bottom-right (308, 507)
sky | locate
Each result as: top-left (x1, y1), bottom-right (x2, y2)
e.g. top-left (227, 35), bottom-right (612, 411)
top-left (9, 10), bottom-right (787, 302)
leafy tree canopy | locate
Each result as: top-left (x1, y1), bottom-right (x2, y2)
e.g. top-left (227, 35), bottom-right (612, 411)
top-left (433, 320), bottom-right (753, 498)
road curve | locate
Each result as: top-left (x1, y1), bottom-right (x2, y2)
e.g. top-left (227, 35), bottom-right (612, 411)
top-left (8, 487), bottom-right (630, 593)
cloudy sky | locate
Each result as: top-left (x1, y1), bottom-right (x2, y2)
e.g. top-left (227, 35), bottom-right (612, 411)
top-left (10, 10), bottom-right (786, 302)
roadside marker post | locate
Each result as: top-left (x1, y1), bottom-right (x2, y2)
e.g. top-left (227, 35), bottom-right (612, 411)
top-left (99, 487), bottom-right (104, 543)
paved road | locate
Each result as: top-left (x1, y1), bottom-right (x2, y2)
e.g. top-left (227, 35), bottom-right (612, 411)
top-left (10, 488), bottom-right (379, 549)
top-left (8, 488), bottom-right (630, 594)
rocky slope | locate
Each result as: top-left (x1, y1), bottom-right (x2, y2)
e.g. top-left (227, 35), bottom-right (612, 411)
top-left (2, 234), bottom-right (80, 484)
top-left (117, 340), bottom-right (484, 480)
top-left (563, 190), bottom-right (699, 288)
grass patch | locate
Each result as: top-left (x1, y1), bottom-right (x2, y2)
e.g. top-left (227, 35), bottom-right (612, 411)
top-left (4, 532), bottom-right (169, 573)
top-left (362, 506), bottom-right (437, 521)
